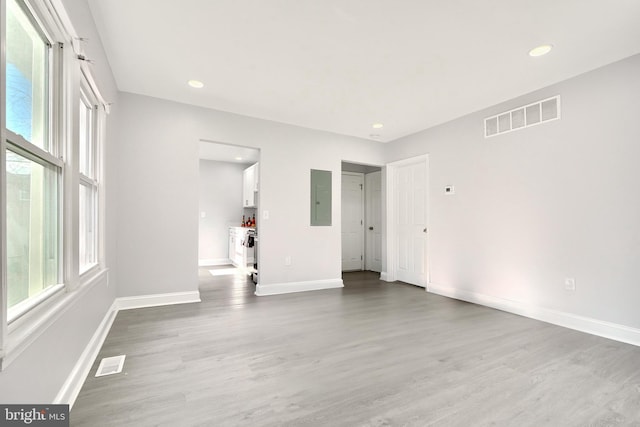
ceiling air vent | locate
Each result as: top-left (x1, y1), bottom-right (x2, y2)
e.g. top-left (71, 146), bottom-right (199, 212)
top-left (485, 95), bottom-right (560, 138)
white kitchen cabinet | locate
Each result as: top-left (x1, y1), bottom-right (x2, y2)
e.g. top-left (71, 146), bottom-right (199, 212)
top-left (228, 227), bottom-right (255, 269)
top-left (253, 162), bottom-right (259, 191)
top-left (228, 228), bottom-right (236, 265)
top-left (243, 163), bottom-right (259, 207)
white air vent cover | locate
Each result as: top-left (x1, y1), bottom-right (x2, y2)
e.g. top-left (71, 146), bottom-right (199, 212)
top-left (485, 96), bottom-right (560, 138)
top-left (95, 355), bottom-right (126, 377)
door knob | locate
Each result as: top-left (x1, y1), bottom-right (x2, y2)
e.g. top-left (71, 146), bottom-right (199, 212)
top-left (423, 228), bottom-right (427, 233)
top-left (368, 227), bottom-right (374, 230)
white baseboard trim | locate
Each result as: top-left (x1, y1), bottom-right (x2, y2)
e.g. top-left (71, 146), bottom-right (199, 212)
top-left (115, 291), bottom-right (201, 311)
top-left (380, 271), bottom-right (391, 282)
top-left (54, 301), bottom-right (118, 408)
top-left (198, 258), bottom-right (231, 267)
top-left (427, 283), bottom-right (640, 347)
top-left (255, 279), bottom-right (344, 296)
top-left (56, 290), bottom-right (201, 407)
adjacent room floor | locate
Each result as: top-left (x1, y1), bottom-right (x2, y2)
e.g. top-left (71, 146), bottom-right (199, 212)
top-left (71, 268), bottom-right (640, 426)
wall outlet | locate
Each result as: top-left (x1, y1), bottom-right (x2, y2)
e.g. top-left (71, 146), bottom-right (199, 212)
top-left (285, 256), bottom-right (292, 266)
top-left (564, 278), bottom-right (576, 291)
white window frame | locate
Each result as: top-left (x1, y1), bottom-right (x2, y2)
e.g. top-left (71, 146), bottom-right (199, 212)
top-left (78, 74), bottom-right (100, 275)
top-left (0, 0), bottom-right (109, 370)
top-left (5, 138), bottom-right (65, 323)
top-left (4, 0), bottom-right (64, 324)
top-left (1, 0), bottom-right (8, 362)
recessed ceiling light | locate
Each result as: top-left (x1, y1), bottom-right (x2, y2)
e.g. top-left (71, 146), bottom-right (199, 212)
top-left (188, 79), bottom-right (204, 88)
top-left (529, 44), bottom-right (553, 57)
top-left (372, 123), bottom-right (384, 129)
top-left (235, 157), bottom-right (243, 161)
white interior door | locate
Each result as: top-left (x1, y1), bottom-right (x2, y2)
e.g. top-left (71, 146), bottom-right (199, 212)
top-left (394, 159), bottom-right (427, 286)
top-left (342, 172), bottom-right (364, 271)
top-left (365, 171), bottom-right (382, 272)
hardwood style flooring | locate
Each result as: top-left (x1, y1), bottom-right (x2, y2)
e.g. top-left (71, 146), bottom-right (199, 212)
top-left (71, 269), bottom-right (640, 426)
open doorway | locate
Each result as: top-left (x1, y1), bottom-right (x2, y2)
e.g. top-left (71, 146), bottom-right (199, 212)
top-left (198, 140), bottom-right (260, 283)
top-left (341, 161), bottom-right (383, 273)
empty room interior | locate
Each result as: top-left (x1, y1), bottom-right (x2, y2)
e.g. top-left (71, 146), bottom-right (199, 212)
top-left (1, 0), bottom-right (640, 425)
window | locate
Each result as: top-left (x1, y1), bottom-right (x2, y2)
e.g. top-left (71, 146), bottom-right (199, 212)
top-left (6, 0), bottom-right (50, 150)
top-left (6, 149), bottom-right (60, 310)
top-left (5, 0), bottom-right (63, 319)
top-left (2, 0), bottom-right (108, 365)
top-left (78, 79), bottom-right (99, 273)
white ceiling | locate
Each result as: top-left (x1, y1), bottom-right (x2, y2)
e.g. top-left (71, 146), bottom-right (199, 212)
top-left (88, 0), bottom-right (640, 142)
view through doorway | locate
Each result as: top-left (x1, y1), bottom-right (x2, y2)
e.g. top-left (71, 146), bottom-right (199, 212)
top-left (341, 161), bottom-right (383, 273)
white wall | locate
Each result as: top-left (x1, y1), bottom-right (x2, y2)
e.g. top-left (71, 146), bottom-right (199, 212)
top-left (116, 93), bottom-right (386, 296)
top-left (0, 0), bottom-right (120, 403)
top-left (386, 54), bottom-right (640, 330)
top-left (114, 96), bottom-right (199, 297)
top-left (198, 159), bottom-right (247, 264)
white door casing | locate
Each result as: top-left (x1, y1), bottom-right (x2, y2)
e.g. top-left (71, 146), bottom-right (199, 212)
top-left (365, 171), bottom-right (382, 272)
top-left (385, 155), bottom-right (428, 287)
top-left (342, 172), bottom-right (364, 271)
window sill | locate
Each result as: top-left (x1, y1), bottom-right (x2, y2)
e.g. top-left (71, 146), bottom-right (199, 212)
top-left (1, 268), bottom-right (110, 371)
top-left (8, 284), bottom-right (66, 325)
top-left (80, 262), bottom-right (102, 280)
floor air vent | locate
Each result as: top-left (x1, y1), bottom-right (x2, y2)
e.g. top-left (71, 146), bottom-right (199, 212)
top-left (485, 95), bottom-right (560, 138)
top-left (95, 355), bottom-right (126, 377)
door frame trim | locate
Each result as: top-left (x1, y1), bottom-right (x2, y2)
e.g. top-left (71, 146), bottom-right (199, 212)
top-left (364, 171), bottom-right (382, 272)
top-left (341, 171), bottom-right (365, 271)
top-left (384, 154), bottom-right (429, 285)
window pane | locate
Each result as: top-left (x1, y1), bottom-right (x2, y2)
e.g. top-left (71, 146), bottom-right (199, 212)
top-left (6, 149), bottom-right (60, 308)
top-left (79, 95), bottom-right (94, 177)
top-left (79, 182), bottom-right (97, 271)
top-left (6, 0), bottom-right (50, 150)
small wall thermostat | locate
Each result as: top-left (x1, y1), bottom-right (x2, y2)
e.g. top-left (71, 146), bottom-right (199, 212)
top-left (445, 185), bottom-right (455, 195)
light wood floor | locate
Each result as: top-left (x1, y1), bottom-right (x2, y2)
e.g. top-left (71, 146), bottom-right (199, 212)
top-left (71, 269), bottom-right (640, 426)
